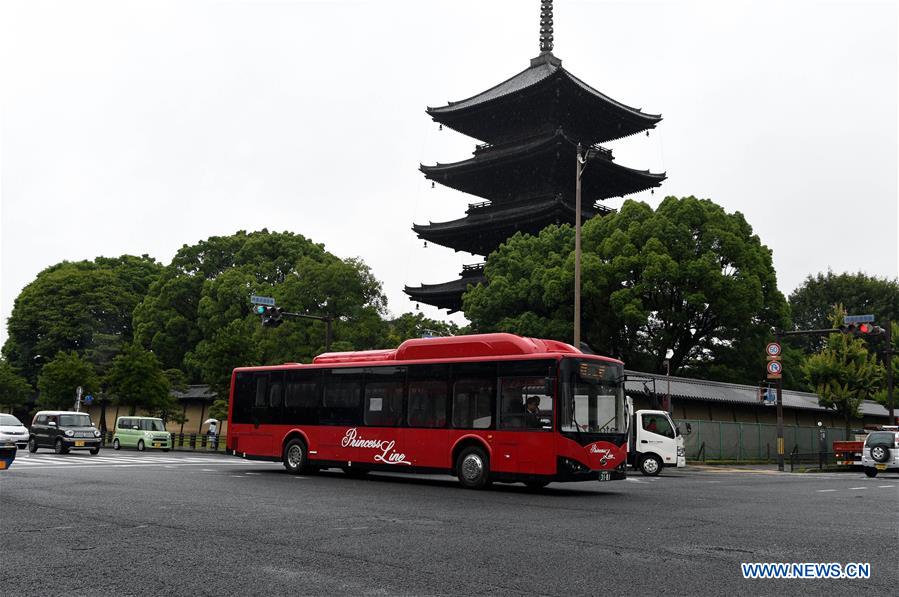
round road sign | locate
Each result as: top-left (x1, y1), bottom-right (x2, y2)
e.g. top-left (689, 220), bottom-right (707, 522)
top-left (766, 360), bottom-right (783, 375)
top-left (766, 342), bottom-right (782, 357)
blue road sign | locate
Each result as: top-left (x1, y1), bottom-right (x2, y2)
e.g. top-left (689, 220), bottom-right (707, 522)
top-left (84, 395), bottom-right (94, 404)
top-left (250, 295), bottom-right (276, 306)
top-left (844, 314), bottom-right (875, 324)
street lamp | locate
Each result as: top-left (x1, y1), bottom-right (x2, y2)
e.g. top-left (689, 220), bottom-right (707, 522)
top-left (664, 349), bottom-right (674, 413)
top-left (574, 144), bottom-right (589, 348)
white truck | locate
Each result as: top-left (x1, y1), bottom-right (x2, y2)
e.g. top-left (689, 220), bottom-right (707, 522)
top-left (626, 398), bottom-right (687, 475)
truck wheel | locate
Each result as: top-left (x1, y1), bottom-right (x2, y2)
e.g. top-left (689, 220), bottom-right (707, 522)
top-left (456, 446), bottom-right (491, 489)
top-left (864, 467), bottom-right (878, 478)
top-left (870, 445), bottom-right (890, 463)
top-left (639, 454), bottom-right (662, 476)
top-left (28, 437), bottom-right (38, 453)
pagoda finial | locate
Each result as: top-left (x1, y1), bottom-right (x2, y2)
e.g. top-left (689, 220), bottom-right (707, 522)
top-left (540, 0), bottom-right (554, 53)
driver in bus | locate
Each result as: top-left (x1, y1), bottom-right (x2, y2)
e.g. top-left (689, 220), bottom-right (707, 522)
top-left (525, 396), bottom-right (542, 429)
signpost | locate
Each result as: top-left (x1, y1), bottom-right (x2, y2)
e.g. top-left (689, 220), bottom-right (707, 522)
top-left (74, 386), bottom-right (83, 412)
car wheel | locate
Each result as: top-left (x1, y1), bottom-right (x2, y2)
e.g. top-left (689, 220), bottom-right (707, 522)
top-left (89, 447), bottom-right (100, 455)
top-left (28, 437), bottom-right (38, 453)
top-left (524, 480), bottom-right (550, 491)
top-left (137, 440), bottom-right (145, 452)
top-left (54, 438), bottom-right (68, 455)
top-left (456, 446), bottom-right (491, 489)
top-left (113, 438), bottom-right (120, 450)
top-left (283, 438), bottom-right (309, 474)
top-left (870, 445), bottom-right (890, 463)
top-left (864, 467), bottom-right (878, 478)
top-left (639, 454), bottom-right (662, 476)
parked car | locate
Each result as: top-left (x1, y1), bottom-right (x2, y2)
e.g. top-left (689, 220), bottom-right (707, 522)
top-left (112, 416), bottom-right (172, 451)
top-left (28, 411), bottom-right (101, 454)
top-left (862, 429), bottom-right (899, 477)
top-left (0, 413), bottom-right (29, 449)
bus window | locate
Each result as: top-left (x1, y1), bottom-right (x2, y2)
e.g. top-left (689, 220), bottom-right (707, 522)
top-left (321, 369), bottom-right (363, 426)
top-left (453, 379), bottom-right (494, 429)
top-left (407, 381), bottom-right (447, 428)
top-left (500, 377), bottom-right (552, 431)
top-left (232, 372), bottom-right (256, 424)
top-left (284, 371), bottom-right (319, 425)
top-left (364, 366), bottom-right (405, 427)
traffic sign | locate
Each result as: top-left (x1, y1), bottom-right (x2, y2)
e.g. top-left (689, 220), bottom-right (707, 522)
top-left (765, 342), bottom-right (781, 357)
top-left (844, 314), bottom-right (875, 324)
top-left (766, 360), bottom-right (783, 379)
top-left (84, 395), bottom-right (94, 405)
top-left (250, 295), bottom-right (276, 306)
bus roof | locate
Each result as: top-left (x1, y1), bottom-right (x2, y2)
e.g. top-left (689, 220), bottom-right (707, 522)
top-left (308, 333), bottom-right (620, 366)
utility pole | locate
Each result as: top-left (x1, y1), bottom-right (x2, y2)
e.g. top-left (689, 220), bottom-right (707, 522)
top-left (574, 143), bottom-right (586, 349)
top-left (885, 320), bottom-right (894, 423)
top-left (774, 331), bottom-right (784, 471)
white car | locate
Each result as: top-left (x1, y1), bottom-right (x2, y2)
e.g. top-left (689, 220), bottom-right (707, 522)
top-left (0, 414), bottom-right (29, 449)
top-left (862, 429), bottom-right (899, 477)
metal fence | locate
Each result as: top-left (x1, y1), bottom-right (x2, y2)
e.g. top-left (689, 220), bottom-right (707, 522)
top-left (675, 419), bottom-right (851, 463)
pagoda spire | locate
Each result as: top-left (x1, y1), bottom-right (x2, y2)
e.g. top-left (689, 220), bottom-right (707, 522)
top-left (540, 0), bottom-right (554, 53)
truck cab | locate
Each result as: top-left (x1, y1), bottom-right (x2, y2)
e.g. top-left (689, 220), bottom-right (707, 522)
top-left (627, 405), bottom-right (686, 476)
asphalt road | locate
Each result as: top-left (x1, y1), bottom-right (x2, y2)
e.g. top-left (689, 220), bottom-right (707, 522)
top-left (2, 451), bottom-right (897, 596)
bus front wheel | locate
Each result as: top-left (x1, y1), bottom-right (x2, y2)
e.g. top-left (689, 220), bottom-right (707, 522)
top-left (283, 439), bottom-right (309, 475)
top-left (456, 446), bottom-right (491, 489)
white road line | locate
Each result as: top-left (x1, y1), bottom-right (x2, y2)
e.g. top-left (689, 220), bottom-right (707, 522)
top-left (877, 485), bottom-right (895, 488)
top-left (849, 487), bottom-right (866, 490)
top-left (816, 489), bottom-right (837, 492)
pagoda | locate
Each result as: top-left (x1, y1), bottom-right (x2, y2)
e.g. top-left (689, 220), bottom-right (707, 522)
top-left (405, 1), bottom-right (665, 312)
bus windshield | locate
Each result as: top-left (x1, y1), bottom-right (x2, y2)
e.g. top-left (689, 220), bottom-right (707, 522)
top-left (560, 359), bottom-right (625, 433)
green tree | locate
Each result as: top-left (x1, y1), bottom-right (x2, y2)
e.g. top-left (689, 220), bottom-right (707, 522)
top-left (0, 359), bottom-right (33, 410)
top-left (803, 338), bottom-right (884, 436)
top-left (3, 255), bottom-right (163, 383)
top-left (104, 344), bottom-right (171, 416)
top-left (380, 312), bottom-right (463, 347)
top-left (36, 351), bottom-right (99, 410)
top-left (464, 196), bottom-right (789, 383)
top-left (788, 271), bottom-right (899, 351)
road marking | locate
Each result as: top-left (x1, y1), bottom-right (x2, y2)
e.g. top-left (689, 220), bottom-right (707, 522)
top-left (877, 485), bottom-right (895, 488)
top-left (816, 489), bottom-right (837, 492)
top-left (849, 487), bottom-right (866, 490)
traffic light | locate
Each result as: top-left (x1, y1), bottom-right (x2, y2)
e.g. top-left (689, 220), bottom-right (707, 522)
top-left (262, 306), bottom-right (283, 327)
top-left (838, 323), bottom-right (885, 336)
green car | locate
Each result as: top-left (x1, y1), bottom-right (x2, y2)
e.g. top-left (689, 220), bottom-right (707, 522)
top-left (112, 416), bottom-right (172, 451)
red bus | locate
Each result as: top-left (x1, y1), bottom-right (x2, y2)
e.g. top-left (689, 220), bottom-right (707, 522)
top-left (226, 333), bottom-right (628, 489)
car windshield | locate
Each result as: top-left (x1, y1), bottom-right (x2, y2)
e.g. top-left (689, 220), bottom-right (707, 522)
top-left (139, 419), bottom-right (166, 431)
top-left (560, 358), bottom-right (626, 433)
top-left (59, 414), bottom-right (92, 427)
top-left (0, 414), bottom-right (22, 426)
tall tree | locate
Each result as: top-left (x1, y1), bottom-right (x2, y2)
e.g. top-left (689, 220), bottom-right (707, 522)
top-left (36, 351), bottom-right (99, 410)
top-left (104, 344), bottom-right (172, 416)
top-left (0, 359), bottom-right (33, 411)
top-left (464, 196), bottom-right (789, 383)
top-left (788, 271), bottom-right (899, 351)
top-left (3, 255), bottom-right (163, 383)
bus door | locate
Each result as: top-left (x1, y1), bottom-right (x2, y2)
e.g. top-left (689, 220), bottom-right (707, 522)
top-left (406, 364), bottom-right (450, 468)
top-left (498, 374), bottom-right (555, 475)
top-left (239, 372), bottom-right (282, 457)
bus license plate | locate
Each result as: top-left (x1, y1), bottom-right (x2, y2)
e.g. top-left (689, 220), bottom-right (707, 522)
top-left (598, 471), bottom-right (611, 482)
top-left (74, 441), bottom-right (85, 447)
top-left (876, 464), bottom-right (887, 471)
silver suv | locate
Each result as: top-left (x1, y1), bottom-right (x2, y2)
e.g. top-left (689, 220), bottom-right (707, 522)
top-left (862, 429), bottom-right (899, 478)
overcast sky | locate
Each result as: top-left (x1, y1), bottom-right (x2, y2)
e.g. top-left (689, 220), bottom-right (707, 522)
top-left (1, 0), bottom-right (897, 346)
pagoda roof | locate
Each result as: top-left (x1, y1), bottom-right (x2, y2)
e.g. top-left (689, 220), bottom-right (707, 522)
top-left (427, 53), bottom-right (661, 144)
top-left (404, 264), bottom-right (486, 313)
top-left (413, 195), bottom-right (611, 255)
top-left (421, 130), bottom-right (665, 202)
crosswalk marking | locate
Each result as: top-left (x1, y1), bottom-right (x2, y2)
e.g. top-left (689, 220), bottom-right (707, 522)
top-left (5, 453), bottom-right (269, 470)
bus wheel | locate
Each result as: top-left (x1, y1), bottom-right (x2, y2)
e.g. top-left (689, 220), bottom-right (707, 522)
top-left (283, 439), bottom-right (308, 475)
top-left (639, 454), bottom-right (662, 476)
top-left (457, 446), bottom-right (491, 489)
top-left (524, 480), bottom-right (549, 491)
